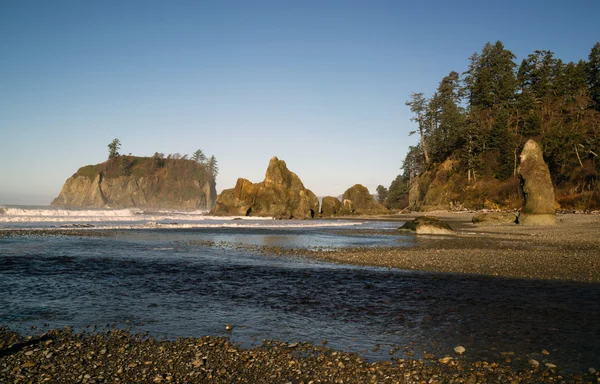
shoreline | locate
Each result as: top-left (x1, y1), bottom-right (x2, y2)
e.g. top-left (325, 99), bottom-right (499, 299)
top-left (306, 212), bottom-right (600, 283)
top-left (2, 212), bottom-right (599, 282)
top-left (1, 327), bottom-right (597, 383)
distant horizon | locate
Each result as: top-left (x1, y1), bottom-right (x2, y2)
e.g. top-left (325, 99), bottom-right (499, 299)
top-left (2, 1), bottom-right (599, 205)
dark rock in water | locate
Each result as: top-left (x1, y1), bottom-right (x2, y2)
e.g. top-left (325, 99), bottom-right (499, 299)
top-left (338, 184), bottom-right (389, 215)
top-left (472, 212), bottom-right (518, 225)
top-left (518, 140), bottom-right (557, 225)
top-left (320, 196), bottom-right (342, 217)
top-left (210, 157), bottom-right (319, 219)
top-left (398, 216), bottom-right (454, 235)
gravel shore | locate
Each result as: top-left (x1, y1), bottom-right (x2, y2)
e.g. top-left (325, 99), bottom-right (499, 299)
top-left (2, 327), bottom-right (597, 384)
top-left (309, 212), bottom-right (600, 283)
top-left (2, 213), bottom-right (599, 382)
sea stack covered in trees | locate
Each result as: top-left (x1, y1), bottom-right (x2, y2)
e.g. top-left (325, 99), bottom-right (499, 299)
top-left (517, 140), bottom-right (557, 225)
top-left (210, 157), bottom-right (319, 219)
top-left (52, 143), bottom-right (218, 210)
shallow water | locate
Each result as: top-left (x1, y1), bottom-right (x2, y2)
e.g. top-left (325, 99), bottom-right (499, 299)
top-left (1, 220), bottom-right (599, 373)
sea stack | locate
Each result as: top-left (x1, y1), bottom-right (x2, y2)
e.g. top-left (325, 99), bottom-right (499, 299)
top-left (517, 139), bottom-right (557, 225)
top-left (210, 157), bottom-right (319, 219)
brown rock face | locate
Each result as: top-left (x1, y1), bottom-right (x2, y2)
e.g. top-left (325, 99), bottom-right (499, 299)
top-left (320, 196), bottom-right (342, 217)
top-left (517, 140), bottom-right (557, 225)
top-left (52, 158), bottom-right (217, 210)
top-left (210, 157), bottom-right (319, 219)
top-left (339, 184), bottom-right (389, 215)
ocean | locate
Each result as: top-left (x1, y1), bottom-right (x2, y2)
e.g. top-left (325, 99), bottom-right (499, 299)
top-left (1, 206), bottom-right (599, 373)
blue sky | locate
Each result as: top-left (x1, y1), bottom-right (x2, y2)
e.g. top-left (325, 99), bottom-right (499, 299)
top-left (1, 0), bottom-right (598, 205)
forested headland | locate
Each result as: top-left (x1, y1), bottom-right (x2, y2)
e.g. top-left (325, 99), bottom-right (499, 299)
top-left (379, 41), bottom-right (600, 211)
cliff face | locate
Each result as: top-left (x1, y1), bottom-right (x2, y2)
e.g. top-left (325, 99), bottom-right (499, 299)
top-left (408, 159), bottom-right (523, 211)
top-left (210, 157), bottom-right (319, 219)
top-left (51, 157), bottom-right (217, 210)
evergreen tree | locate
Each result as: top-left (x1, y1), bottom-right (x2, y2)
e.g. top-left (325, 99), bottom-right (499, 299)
top-left (405, 92), bottom-right (431, 164)
top-left (376, 185), bottom-right (388, 204)
top-left (465, 41), bottom-right (517, 109)
top-left (384, 174), bottom-right (409, 209)
top-left (207, 155), bottom-right (218, 179)
top-left (192, 149), bottom-right (207, 164)
top-left (587, 42), bottom-right (600, 110)
top-left (428, 71), bottom-right (466, 161)
top-left (108, 138), bottom-right (121, 159)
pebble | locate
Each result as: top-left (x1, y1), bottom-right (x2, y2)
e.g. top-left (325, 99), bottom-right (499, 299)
top-left (454, 346), bottom-right (466, 355)
top-left (545, 363), bottom-right (557, 369)
top-left (528, 359), bottom-right (540, 368)
top-left (0, 327), bottom-right (593, 383)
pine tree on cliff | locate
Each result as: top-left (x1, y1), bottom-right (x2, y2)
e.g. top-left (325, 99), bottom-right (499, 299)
top-left (108, 138), bottom-right (121, 159)
top-left (208, 155), bottom-right (218, 180)
top-left (405, 92), bottom-right (431, 165)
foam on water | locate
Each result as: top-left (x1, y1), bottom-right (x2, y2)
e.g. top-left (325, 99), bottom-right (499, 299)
top-left (0, 205), bottom-right (362, 229)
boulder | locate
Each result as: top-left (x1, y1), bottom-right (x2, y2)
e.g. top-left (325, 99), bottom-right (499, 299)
top-left (517, 140), bottom-right (557, 225)
top-left (398, 216), bottom-right (454, 235)
top-left (320, 196), bottom-right (342, 217)
top-left (472, 212), bottom-right (518, 225)
top-left (338, 184), bottom-right (389, 215)
top-left (210, 157), bottom-right (319, 219)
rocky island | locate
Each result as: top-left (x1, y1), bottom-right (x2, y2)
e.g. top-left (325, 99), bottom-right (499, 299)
top-left (52, 154), bottom-right (217, 210)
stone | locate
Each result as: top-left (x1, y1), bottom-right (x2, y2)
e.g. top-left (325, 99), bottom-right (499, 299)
top-left (338, 184), bottom-right (389, 216)
top-left (528, 359), bottom-right (540, 368)
top-left (517, 140), bottom-right (557, 225)
top-left (398, 216), bottom-right (454, 235)
top-left (320, 196), bottom-right (342, 217)
top-left (472, 212), bottom-right (518, 225)
top-left (211, 157), bottom-right (319, 219)
top-left (454, 346), bottom-right (466, 355)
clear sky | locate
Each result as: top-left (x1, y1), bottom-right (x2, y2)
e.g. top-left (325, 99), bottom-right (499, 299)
top-left (1, 0), bottom-right (598, 205)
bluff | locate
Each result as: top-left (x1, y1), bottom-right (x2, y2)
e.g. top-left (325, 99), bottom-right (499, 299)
top-left (210, 157), bottom-right (319, 219)
top-left (51, 156), bottom-right (217, 210)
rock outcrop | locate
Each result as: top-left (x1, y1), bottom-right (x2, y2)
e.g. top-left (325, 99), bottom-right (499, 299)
top-left (210, 157), bottom-right (319, 219)
top-left (320, 196), bottom-right (342, 217)
top-left (338, 184), bottom-right (389, 215)
top-left (52, 157), bottom-right (217, 210)
top-left (517, 140), bottom-right (557, 225)
top-left (398, 216), bottom-right (454, 235)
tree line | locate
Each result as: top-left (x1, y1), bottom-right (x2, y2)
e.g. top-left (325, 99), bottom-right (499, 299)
top-left (107, 138), bottom-right (218, 180)
top-left (378, 41), bottom-right (600, 209)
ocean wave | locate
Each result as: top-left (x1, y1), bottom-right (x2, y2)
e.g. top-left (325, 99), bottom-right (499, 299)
top-left (0, 221), bottom-right (362, 230)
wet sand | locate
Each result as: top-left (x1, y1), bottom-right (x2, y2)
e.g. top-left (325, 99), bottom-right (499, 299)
top-left (310, 212), bottom-right (600, 283)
